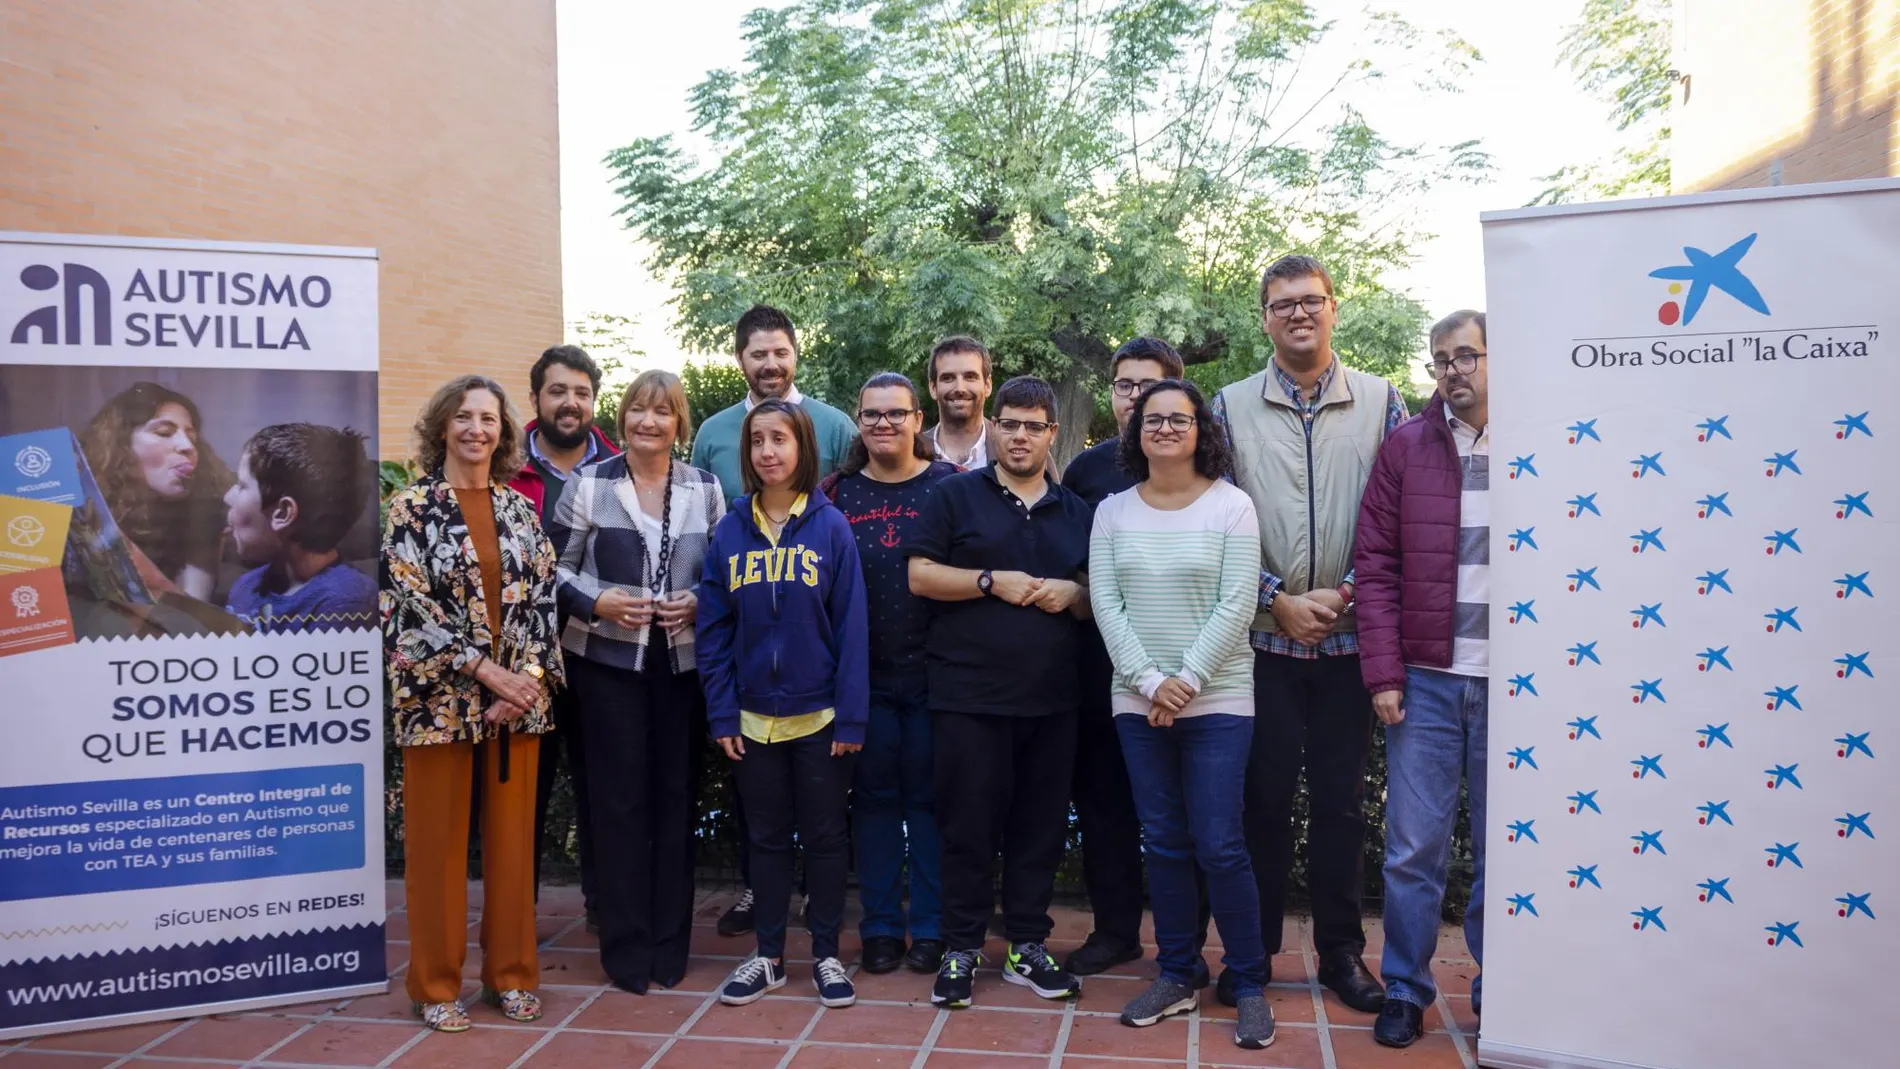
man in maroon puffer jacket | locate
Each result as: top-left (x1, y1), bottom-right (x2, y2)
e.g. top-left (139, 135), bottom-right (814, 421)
top-left (1352, 310), bottom-right (1490, 1049)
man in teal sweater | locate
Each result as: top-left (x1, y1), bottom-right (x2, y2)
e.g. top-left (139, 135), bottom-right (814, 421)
top-left (692, 304), bottom-right (859, 510)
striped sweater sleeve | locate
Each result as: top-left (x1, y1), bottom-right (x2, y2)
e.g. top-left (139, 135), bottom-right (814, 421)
top-left (1087, 499), bottom-right (1165, 698)
top-left (1177, 491), bottom-right (1262, 687)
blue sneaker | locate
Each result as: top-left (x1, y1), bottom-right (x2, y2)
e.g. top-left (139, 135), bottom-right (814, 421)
top-left (1003, 942), bottom-right (1079, 1000)
top-left (932, 949), bottom-right (980, 1008)
top-left (813, 957), bottom-right (856, 1008)
top-left (719, 955), bottom-right (785, 1006)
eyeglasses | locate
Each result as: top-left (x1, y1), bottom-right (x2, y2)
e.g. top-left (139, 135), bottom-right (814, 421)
top-left (1424, 353), bottom-right (1485, 379)
top-left (857, 408), bottom-right (916, 427)
top-left (994, 418), bottom-right (1053, 437)
top-left (1266, 295), bottom-right (1331, 319)
top-left (1112, 377), bottom-right (1163, 398)
top-left (1141, 413), bottom-right (1196, 433)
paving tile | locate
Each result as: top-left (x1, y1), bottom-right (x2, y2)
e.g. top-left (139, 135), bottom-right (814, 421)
top-left (1200, 982), bottom-right (1320, 1025)
top-left (383, 913), bottom-right (410, 940)
top-left (804, 1002), bottom-right (935, 1047)
top-left (534, 917), bottom-right (574, 943)
top-left (390, 1025), bottom-right (542, 1069)
top-left (933, 1008), bottom-right (1062, 1055)
top-left (1428, 960), bottom-right (1477, 998)
top-left (537, 948), bottom-right (609, 987)
top-left (1063, 1012), bottom-right (1190, 1061)
top-left (550, 926), bottom-right (599, 950)
top-left (568, 988), bottom-right (703, 1034)
top-left (264, 1020), bottom-right (419, 1065)
top-left (686, 997), bottom-right (818, 1041)
top-left (922, 1053), bottom-right (1048, 1069)
top-left (334, 985), bottom-right (471, 1023)
top-left (145, 1015), bottom-right (305, 1061)
top-left (0, 1055), bottom-right (121, 1069)
top-left (1203, 1020), bottom-right (1328, 1067)
top-left (123, 1060), bottom-right (244, 1069)
top-left (1318, 987), bottom-right (1383, 1024)
top-left (25, 1021), bottom-right (183, 1054)
top-left (649, 1037), bottom-right (788, 1068)
top-left (1328, 1026), bottom-right (1464, 1069)
top-left (966, 970), bottom-right (1067, 1011)
top-left (1270, 953), bottom-right (1311, 984)
top-left (844, 964), bottom-right (937, 1005)
top-left (663, 956), bottom-right (736, 995)
top-left (788, 1044), bottom-right (917, 1068)
top-left (515, 1030), bottom-right (666, 1069)
top-left (689, 928), bottom-right (759, 958)
top-left (1440, 994), bottom-right (1478, 1036)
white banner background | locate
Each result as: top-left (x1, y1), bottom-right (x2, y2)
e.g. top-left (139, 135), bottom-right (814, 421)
top-left (1479, 181), bottom-right (1899, 1069)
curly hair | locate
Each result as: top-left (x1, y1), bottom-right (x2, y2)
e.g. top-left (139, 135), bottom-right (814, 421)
top-left (78, 381), bottom-right (233, 581)
top-left (412, 375), bottom-right (524, 482)
top-left (1115, 379), bottom-right (1234, 482)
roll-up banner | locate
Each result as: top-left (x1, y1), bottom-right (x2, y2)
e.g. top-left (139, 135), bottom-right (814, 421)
top-left (0, 233), bottom-right (386, 1038)
top-left (1480, 180), bottom-right (1899, 1069)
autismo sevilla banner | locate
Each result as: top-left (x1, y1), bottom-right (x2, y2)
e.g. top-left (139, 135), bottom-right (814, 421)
top-left (1477, 181), bottom-right (1899, 1069)
top-left (0, 233), bottom-right (385, 1038)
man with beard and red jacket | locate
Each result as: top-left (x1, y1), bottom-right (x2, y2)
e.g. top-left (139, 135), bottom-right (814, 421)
top-left (510, 344), bottom-right (621, 928)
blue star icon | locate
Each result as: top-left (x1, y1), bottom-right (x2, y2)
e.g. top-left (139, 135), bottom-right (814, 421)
top-left (1631, 679), bottom-right (1666, 705)
top-left (1764, 685), bottom-right (1802, 711)
top-left (1765, 921), bottom-right (1803, 947)
top-left (1631, 905), bottom-right (1667, 931)
top-left (1836, 732), bottom-right (1874, 759)
top-left (1836, 812), bottom-right (1874, 840)
top-left (1567, 715), bottom-right (1601, 741)
top-left (1764, 606), bottom-right (1802, 633)
top-left (1835, 572), bottom-right (1874, 600)
top-left (1508, 673), bottom-right (1537, 697)
top-left (1838, 892), bottom-right (1875, 920)
top-left (1631, 603), bottom-right (1667, 629)
top-left (1697, 723), bottom-right (1733, 749)
top-left (1696, 492), bottom-right (1733, 518)
top-left (1835, 492), bottom-right (1873, 519)
top-left (1697, 800), bottom-right (1734, 827)
top-left (1765, 842), bottom-right (1803, 869)
top-left (1567, 864), bottom-right (1602, 889)
top-left (1696, 646), bottom-right (1730, 672)
top-left (1765, 764), bottom-right (1803, 790)
top-left (1508, 527), bottom-right (1539, 552)
top-left (1506, 819), bottom-right (1538, 844)
top-left (1630, 527), bottom-right (1666, 554)
top-left (1567, 492), bottom-right (1601, 518)
top-left (1764, 529), bottom-right (1802, 555)
top-left (1508, 599), bottom-right (1538, 624)
top-left (1567, 567), bottom-right (1601, 592)
top-left (1506, 893), bottom-right (1538, 917)
top-left (1631, 753), bottom-right (1666, 779)
top-left (1835, 412), bottom-right (1872, 439)
top-left (1508, 454), bottom-right (1538, 480)
top-left (1567, 640), bottom-right (1601, 666)
top-left (1696, 415), bottom-right (1732, 441)
top-left (1696, 568), bottom-right (1732, 595)
top-left (1567, 790), bottom-right (1601, 814)
top-left (1649, 233), bottom-right (1771, 323)
top-left (1507, 746), bottom-right (1538, 770)
top-left (1567, 419), bottom-right (1601, 444)
top-left (1630, 452), bottom-right (1667, 479)
top-left (1835, 651), bottom-right (1873, 679)
top-left (1764, 451), bottom-right (1802, 477)
top-left (1699, 878), bottom-right (1734, 904)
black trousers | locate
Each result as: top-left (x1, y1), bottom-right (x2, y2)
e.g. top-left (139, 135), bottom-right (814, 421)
top-left (730, 723), bottom-right (854, 961)
top-left (1072, 636), bottom-right (1146, 947)
top-left (533, 682), bottom-right (594, 910)
top-left (935, 707), bottom-right (1079, 951)
top-left (1244, 650), bottom-right (1375, 957)
top-left (569, 655), bottom-right (704, 991)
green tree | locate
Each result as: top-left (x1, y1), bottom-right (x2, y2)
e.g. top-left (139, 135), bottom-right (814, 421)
top-left (610, 0), bottom-right (1485, 462)
top-left (1534, 0), bottom-right (1672, 204)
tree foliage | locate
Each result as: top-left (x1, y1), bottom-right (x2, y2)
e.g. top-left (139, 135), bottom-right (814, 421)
top-left (610, 0), bottom-right (1485, 458)
top-left (1534, 0), bottom-right (1672, 204)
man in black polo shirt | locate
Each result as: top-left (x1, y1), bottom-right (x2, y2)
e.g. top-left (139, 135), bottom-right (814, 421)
top-left (908, 376), bottom-right (1093, 1012)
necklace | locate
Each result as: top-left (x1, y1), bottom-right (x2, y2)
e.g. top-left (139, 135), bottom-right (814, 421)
top-left (633, 468), bottom-right (676, 594)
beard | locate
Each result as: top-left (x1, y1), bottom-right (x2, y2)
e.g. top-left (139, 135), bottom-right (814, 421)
top-left (998, 449), bottom-right (1047, 479)
top-left (749, 371), bottom-right (791, 399)
top-left (537, 409), bottom-right (592, 450)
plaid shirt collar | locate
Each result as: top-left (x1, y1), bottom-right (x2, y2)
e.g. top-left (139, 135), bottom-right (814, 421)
top-left (527, 424), bottom-right (602, 480)
top-left (1270, 357), bottom-right (1338, 419)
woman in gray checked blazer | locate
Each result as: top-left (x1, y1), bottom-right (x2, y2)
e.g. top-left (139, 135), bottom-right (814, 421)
top-left (546, 369), bottom-right (726, 994)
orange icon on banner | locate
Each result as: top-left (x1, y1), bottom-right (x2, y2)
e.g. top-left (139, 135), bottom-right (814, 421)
top-left (0, 567), bottom-right (75, 657)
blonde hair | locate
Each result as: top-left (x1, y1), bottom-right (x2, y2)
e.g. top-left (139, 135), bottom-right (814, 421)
top-left (619, 370), bottom-right (693, 450)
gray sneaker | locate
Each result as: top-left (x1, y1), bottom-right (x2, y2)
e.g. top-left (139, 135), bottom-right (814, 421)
top-left (1118, 977), bottom-right (1198, 1027)
top-left (1235, 993), bottom-right (1276, 1049)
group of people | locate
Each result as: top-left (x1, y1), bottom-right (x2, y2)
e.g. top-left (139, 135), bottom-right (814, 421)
top-left (379, 253), bottom-right (1494, 1054)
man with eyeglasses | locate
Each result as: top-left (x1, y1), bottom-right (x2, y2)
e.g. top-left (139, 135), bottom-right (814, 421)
top-left (1209, 254), bottom-right (1407, 1014)
top-left (1058, 337), bottom-right (1186, 978)
top-left (1353, 310), bottom-right (1490, 1048)
top-left (908, 376), bottom-right (1095, 1011)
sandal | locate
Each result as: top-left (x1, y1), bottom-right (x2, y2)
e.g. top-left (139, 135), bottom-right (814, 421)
top-left (413, 1000), bottom-right (472, 1032)
top-left (481, 987), bottom-right (543, 1023)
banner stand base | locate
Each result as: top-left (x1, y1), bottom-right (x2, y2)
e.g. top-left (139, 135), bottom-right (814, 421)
top-left (1478, 1040), bottom-right (1662, 1069)
top-left (0, 981), bottom-right (389, 1042)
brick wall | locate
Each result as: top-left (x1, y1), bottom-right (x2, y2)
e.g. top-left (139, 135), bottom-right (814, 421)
top-left (1674, 0), bottom-right (1898, 191)
top-left (0, 1), bottom-right (562, 459)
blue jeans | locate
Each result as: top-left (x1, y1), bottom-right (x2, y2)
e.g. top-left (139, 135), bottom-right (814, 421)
top-left (852, 670), bottom-right (941, 940)
top-left (1381, 666), bottom-right (1487, 1010)
top-left (1116, 713), bottom-right (1267, 998)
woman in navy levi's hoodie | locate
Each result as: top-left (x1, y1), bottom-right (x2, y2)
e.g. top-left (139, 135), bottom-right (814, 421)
top-left (697, 399), bottom-right (869, 1010)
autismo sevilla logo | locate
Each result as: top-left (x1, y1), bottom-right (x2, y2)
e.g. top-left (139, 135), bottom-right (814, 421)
top-left (9, 261), bottom-right (330, 350)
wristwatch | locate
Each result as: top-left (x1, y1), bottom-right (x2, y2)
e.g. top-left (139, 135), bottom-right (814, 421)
top-left (1336, 582), bottom-right (1356, 610)
top-left (524, 664), bottom-right (545, 680)
top-left (977, 570), bottom-right (994, 597)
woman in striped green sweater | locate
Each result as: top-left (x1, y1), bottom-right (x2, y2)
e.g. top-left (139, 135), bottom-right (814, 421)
top-left (1086, 380), bottom-right (1272, 1051)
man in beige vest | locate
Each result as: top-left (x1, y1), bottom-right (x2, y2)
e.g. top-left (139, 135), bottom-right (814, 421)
top-left (1209, 255), bottom-right (1406, 1015)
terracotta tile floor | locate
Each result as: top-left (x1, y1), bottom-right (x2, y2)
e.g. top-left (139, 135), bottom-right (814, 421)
top-left (1, 882), bottom-right (1479, 1069)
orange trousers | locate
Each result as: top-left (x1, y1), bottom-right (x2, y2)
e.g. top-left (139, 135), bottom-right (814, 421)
top-left (402, 732), bottom-right (541, 1003)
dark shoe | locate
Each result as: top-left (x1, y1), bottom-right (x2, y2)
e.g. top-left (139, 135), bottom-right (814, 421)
top-left (585, 909), bottom-right (601, 936)
top-left (1189, 960), bottom-right (1211, 990)
top-left (861, 936), bottom-right (906, 974)
top-left (716, 888), bottom-right (755, 937)
top-left (905, 938), bottom-right (947, 973)
top-left (1374, 999), bottom-right (1425, 1048)
top-left (1235, 993), bottom-right (1276, 1050)
top-left (1003, 941), bottom-right (1080, 1000)
top-left (1118, 977), bottom-right (1197, 1027)
top-left (1318, 951), bottom-right (1386, 1013)
top-left (813, 957), bottom-right (856, 1008)
top-left (1063, 934), bottom-right (1143, 976)
top-left (718, 955), bottom-right (785, 1005)
top-left (931, 949), bottom-right (980, 1008)
top-left (1214, 959), bottom-right (1267, 1006)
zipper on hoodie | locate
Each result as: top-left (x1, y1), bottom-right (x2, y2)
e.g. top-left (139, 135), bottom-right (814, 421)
top-left (1303, 412), bottom-right (1318, 592)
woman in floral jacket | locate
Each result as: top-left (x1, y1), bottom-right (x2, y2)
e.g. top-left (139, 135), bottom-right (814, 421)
top-left (381, 374), bottom-right (565, 1033)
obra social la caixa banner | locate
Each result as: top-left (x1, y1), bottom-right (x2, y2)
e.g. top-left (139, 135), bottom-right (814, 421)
top-left (1479, 180), bottom-right (1899, 1069)
top-left (0, 233), bottom-right (386, 1038)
